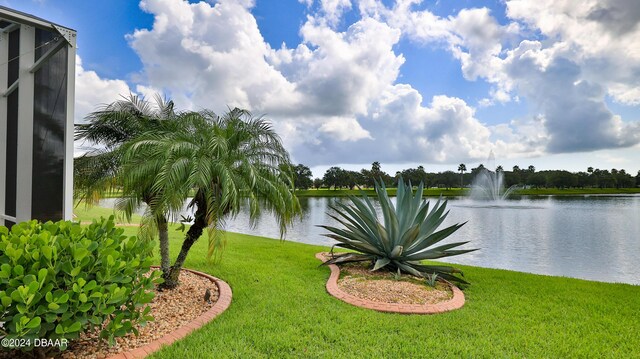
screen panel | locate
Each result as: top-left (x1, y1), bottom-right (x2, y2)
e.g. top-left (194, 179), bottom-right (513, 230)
top-left (4, 29), bottom-right (20, 218)
top-left (31, 28), bottom-right (67, 221)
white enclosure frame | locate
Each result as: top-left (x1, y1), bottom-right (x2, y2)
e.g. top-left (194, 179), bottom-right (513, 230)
top-left (0, 6), bottom-right (76, 225)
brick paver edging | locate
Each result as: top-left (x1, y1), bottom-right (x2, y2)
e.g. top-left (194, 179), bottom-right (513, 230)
top-left (107, 268), bottom-right (232, 359)
top-left (316, 252), bottom-right (465, 314)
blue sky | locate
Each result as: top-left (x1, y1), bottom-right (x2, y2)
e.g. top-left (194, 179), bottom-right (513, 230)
top-left (3, 0), bottom-right (639, 177)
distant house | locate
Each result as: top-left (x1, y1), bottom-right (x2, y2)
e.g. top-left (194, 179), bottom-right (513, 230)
top-left (0, 6), bottom-right (76, 227)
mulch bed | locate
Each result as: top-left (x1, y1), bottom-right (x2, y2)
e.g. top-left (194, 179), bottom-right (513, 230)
top-left (337, 262), bottom-right (453, 305)
top-left (1, 270), bottom-right (217, 359)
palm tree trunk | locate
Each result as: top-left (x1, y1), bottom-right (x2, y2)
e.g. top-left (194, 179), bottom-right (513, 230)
top-left (161, 200), bottom-right (207, 289)
top-left (157, 215), bottom-right (171, 275)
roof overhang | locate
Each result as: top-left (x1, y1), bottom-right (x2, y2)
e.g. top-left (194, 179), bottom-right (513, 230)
top-left (0, 5), bottom-right (76, 46)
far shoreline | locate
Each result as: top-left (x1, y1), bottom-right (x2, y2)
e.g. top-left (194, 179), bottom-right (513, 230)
top-left (97, 187), bottom-right (640, 199)
top-left (293, 187), bottom-right (640, 197)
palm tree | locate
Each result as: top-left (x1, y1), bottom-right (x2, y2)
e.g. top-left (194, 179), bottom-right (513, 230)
top-left (458, 163), bottom-right (466, 188)
top-left (75, 94), bottom-right (178, 275)
top-left (122, 108), bottom-right (300, 288)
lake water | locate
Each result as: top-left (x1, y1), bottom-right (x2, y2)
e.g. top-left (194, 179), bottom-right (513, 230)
top-left (101, 195), bottom-right (640, 285)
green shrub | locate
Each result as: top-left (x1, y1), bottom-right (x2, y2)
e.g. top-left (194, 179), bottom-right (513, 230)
top-left (320, 178), bottom-right (476, 284)
top-left (0, 216), bottom-right (162, 356)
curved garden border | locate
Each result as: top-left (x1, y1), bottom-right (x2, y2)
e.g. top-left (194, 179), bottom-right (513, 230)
top-left (107, 268), bottom-right (232, 359)
top-left (316, 252), bottom-right (464, 314)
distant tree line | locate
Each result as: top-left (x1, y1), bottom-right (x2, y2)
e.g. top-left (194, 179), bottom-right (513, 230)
top-left (288, 162), bottom-right (640, 190)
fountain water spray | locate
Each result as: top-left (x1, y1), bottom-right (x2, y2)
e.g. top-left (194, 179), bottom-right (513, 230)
top-left (470, 151), bottom-right (516, 201)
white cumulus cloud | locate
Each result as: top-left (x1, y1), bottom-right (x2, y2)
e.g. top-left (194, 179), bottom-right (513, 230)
top-left (74, 56), bottom-right (132, 125)
top-left (75, 0), bottom-right (638, 167)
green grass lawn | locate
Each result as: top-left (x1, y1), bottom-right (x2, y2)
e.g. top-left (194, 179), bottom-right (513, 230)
top-left (73, 202), bottom-right (143, 223)
top-left (74, 205), bottom-right (640, 358)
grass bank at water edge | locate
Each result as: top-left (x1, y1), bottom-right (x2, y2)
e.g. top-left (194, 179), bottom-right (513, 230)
top-left (71, 206), bottom-right (640, 358)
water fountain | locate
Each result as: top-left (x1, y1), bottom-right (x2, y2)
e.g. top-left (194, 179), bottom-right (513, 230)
top-left (469, 151), bottom-right (516, 201)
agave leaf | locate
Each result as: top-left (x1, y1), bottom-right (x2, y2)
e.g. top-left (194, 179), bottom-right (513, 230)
top-left (439, 249), bottom-right (478, 256)
top-left (404, 240), bottom-right (474, 260)
top-left (360, 192), bottom-right (378, 219)
top-left (376, 181), bottom-right (398, 249)
top-left (431, 271), bottom-right (469, 285)
top-left (416, 198), bottom-right (448, 239)
top-left (412, 181), bottom-right (424, 210)
top-left (414, 264), bottom-right (463, 274)
top-left (317, 177), bottom-right (476, 284)
top-left (398, 223), bottom-right (421, 249)
top-left (394, 179), bottom-right (410, 228)
top-left (394, 261), bottom-right (424, 277)
top-left (330, 202), bottom-right (379, 240)
top-left (406, 222), bottom-right (466, 255)
top-left (378, 204), bottom-right (398, 250)
top-left (323, 253), bottom-right (371, 266)
top-left (390, 245), bottom-right (403, 258)
top-left (323, 214), bottom-right (381, 250)
top-left (400, 183), bottom-right (423, 232)
top-left (427, 241), bottom-right (474, 253)
top-left (322, 234), bottom-right (383, 255)
top-left (408, 263), bottom-right (469, 284)
top-left (375, 222), bottom-right (391, 253)
top-left (372, 258), bottom-right (391, 271)
top-left (334, 242), bottom-right (382, 255)
top-left (412, 200), bottom-right (430, 226)
top-left (386, 213), bottom-right (400, 250)
top-left (329, 209), bottom-right (375, 243)
top-left (411, 251), bottom-right (446, 260)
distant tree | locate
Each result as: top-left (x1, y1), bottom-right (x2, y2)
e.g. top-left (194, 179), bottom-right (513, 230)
top-left (323, 167), bottom-right (343, 190)
top-left (458, 163), bottom-right (467, 187)
top-left (528, 165), bottom-right (535, 173)
top-left (575, 172), bottom-right (590, 188)
top-left (598, 170), bottom-right (615, 188)
top-left (435, 171), bottom-right (458, 190)
top-left (313, 178), bottom-right (323, 189)
top-left (587, 167), bottom-right (594, 174)
top-left (398, 166), bottom-right (428, 186)
top-left (528, 172), bottom-right (546, 188)
top-left (636, 170), bottom-right (640, 187)
top-left (614, 169), bottom-right (635, 188)
top-left (512, 165), bottom-right (521, 172)
top-left (364, 161), bottom-right (393, 187)
top-left (343, 170), bottom-right (364, 189)
top-left (293, 164), bottom-right (313, 190)
top-left (470, 164), bottom-right (485, 178)
top-left (416, 166), bottom-right (429, 186)
top-left (360, 169), bottom-right (373, 188)
top-left (548, 170), bottom-right (577, 188)
top-left (496, 165), bottom-right (504, 172)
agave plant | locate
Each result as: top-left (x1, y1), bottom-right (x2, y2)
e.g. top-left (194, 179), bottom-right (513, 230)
top-left (319, 178), bottom-right (476, 284)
